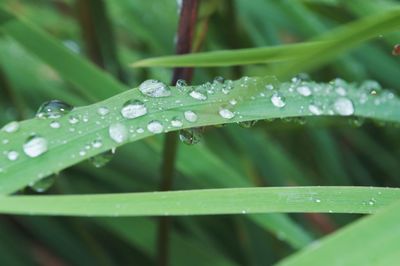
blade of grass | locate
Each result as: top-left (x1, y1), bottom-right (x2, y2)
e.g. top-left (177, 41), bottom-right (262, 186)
top-left (277, 197), bottom-right (400, 266)
top-left (0, 187), bottom-right (398, 216)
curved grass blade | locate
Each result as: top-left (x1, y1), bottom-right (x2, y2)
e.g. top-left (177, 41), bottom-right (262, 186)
top-left (0, 187), bottom-right (398, 216)
top-left (1, 77), bottom-right (400, 194)
top-left (131, 8), bottom-right (400, 70)
top-left (277, 197), bottom-right (400, 266)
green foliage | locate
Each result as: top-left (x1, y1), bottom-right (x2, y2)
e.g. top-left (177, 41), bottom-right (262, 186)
top-left (1, 0), bottom-right (400, 265)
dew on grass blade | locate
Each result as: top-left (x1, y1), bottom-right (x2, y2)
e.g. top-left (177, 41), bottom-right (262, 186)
top-left (333, 97), bottom-right (354, 116)
top-left (184, 110), bottom-right (198, 122)
top-left (36, 100), bottom-right (73, 119)
top-left (179, 128), bottom-right (202, 145)
top-left (109, 123), bottom-right (128, 143)
top-left (139, 79), bottom-right (171, 97)
top-left (219, 108), bottom-right (235, 119)
top-left (2, 121), bottom-right (19, 133)
top-left (29, 175), bottom-right (55, 193)
top-left (23, 135), bottom-right (48, 158)
top-left (147, 120), bottom-right (164, 134)
top-left (121, 100), bottom-right (147, 119)
top-left (271, 93), bottom-right (286, 108)
top-left (7, 151), bottom-right (19, 161)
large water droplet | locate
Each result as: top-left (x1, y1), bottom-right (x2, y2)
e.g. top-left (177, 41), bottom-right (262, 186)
top-left (109, 123), bottom-right (128, 143)
top-left (121, 100), bottom-right (147, 119)
top-left (2, 121), bottom-right (19, 133)
top-left (29, 175), bottom-right (55, 193)
top-left (271, 93), bottom-right (286, 108)
top-left (23, 135), bottom-right (48, 158)
top-left (333, 97), bottom-right (354, 116)
top-left (179, 128), bottom-right (202, 145)
top-left (296, 86), bottom-right (312, 97)
top-left (36, 100), bottom-right (73, 119)
top-left (147, 120), bottom-right (164, 134)
top-left (90, 150), bottom-right (113, 168)
top-left (139, 79), bottom-right (171, 97)
top-left (7, 150), bottom-right (19, 161)
top-left (219, 108), bottom-right (235, 119)
top-left (184, 110), bottom-right (198, 122)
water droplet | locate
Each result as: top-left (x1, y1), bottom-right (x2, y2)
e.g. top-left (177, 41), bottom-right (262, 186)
top-left (184, 110), bottom-right (198, 122)
top-left (2, 121), bottom-right (19, 133)
top-left (229, 99), bottom-right (237, 105)
top-left (179, 128), bottom-right (202, 145)
top-left (315, 198), bottom-right (321, 203)
top-left (23, 135), bottom-right (48, 158)
top-left (91, 138), bottom-right (103, 148)
top-left (90, 150), bottom-right (113, 168)
top-left (333, 98), bottom-right (354, 116)
top-left (335, 87), bottom-right (347, 96)
top-left (189, 89), bottom-right (207, 100)
top-left (147, 120), bottom-right (164, 134)
top-left (50, 121), bottom-right (61, 129)
top-left (171, 118), bottom-right (183, 128)
top-left (121, 100), bottom-right (147, 119)
top-left (7, 150), bottom-right (19, 161)
top-left (68, 115), bottom-right (80, 124)
top-left (139, 79), bottom-right (171, 97)
top-left (308, 104), bottom-right (323, 115)
top-left (213, 76), bottom-right (225, 83)
top-left (271, 93), bottom-right (286, 108)
top-left (176, 79), bottom-right (188, 92)
top-left (97, 106), bottom-right (110, 116)
top-left (219, 108), bottom-right (235, 119)
top-left (36, 100), bottom-right (73, 119)
top-left (29, 175), bottom-right (55, 193)
top-left (296, 86), bottom-right (312, 97)
top-left (109, 123), bottom-right (128, 143)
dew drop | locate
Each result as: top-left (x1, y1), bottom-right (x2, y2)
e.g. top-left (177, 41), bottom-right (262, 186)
top-left (189, 89), bottom-right (207, 101)
top-left (184, 110), bottom-right (198, 122)
top-left (7, 150), bottom-right (19, 161)
top-left (176, 79), bottom-right (188, 92)
top-left (171, 117), bottom-right (183, 128)
top-left (308, 104), bottom-right (323, 115)
top-left (90, 150), bottom-right (113, 168)
top-left (139, 79), bottom-right (171, 97)
top-left (2, 121), bottom-right (19, 133)
top-left (229, 99), bottom-right (237, 105)
top-left (296, 86), bottom-right (312, 97)
top-left (239, 120), bottom-right (257, 128)
top-left (50, 121), bottom-right (61, 129)
top-left (23, 135), bottom-right (48, 158)
top-left (91, 138), bottom-right (103, 148)
top-left (179, 128), bottom-right (202, 145)
top-left (147, 120), bottom-right (164, 134)
top-left (333, 97), bottom-right (354, 116)
top-left (219, 108), bottom-right (235, 119)
top-left (271, 93), bottom-right (286, 108)
top-left (29, 175), bottom-right (55, 193)
top-left (36, 100), bottom-right (73, 119)
top-left (97, 106), bottom-right (110, 116)
top-left (68, 115), bottom-right (80, 124)
top-left (121, 100), bottom-right (147, 119)
top-left (109, 123), bottom-right (128, 143)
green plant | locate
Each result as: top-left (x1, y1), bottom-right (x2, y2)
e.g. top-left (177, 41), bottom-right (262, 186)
top-left (1, 1), bottom-right (400, 265)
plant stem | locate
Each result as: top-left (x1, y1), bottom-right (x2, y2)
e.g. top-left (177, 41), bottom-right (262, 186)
top-left (157, 1), bottom-right (199, 266)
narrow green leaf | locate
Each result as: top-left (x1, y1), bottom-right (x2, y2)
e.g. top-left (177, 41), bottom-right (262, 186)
top-left (0, 187), bottom-right (397, 216)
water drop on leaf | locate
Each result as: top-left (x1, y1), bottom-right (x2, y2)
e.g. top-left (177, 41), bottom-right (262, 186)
top-left (109, 123), bottom-right (128, 143)
top-left (121, 100), bottom-right (147, 119)
top-left (36, 100), bottom-right (73, 119)
top-left (139, 79), bottom-right (171, 97)
top-left (179, 128), bottom-right (202, 145)
top-left (147, 120), bottom-right (164, 134)
top-left (184, 110), bottom-right (198, 122)
top-left (333, 97), bottom-right (354, 116)
top-left (23, 135), bottom-right (48, 158)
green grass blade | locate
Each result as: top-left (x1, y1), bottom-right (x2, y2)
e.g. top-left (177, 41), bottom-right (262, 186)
top-left (277, 198), bottom-right (400, 265)
top-left (0, 187), bottom-right (397, 216)
top-left (131, 8), bottom-right (400, 72)
top-left (1, 77), bottom-right (400, 194)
